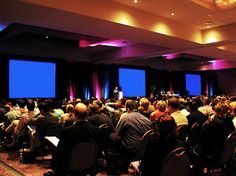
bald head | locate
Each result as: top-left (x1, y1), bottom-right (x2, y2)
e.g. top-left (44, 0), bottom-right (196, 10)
top-left (74, 103), bottom-right (88, 120)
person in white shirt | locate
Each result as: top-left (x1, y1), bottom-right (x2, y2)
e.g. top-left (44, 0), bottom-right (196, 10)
top-left (167, 97), bottom-right (188, 127)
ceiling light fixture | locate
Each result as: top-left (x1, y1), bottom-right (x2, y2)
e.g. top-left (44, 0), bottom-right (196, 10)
top-left (214, 0), bottom-right (236, 8)
top-left (192, 0), bottom-right (236, 9)
top-left (134, 0), bottom-right (138, 3)
top-left (204, 21), bottom-right (214, 28)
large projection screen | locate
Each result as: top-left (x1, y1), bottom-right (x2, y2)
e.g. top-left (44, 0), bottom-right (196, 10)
top-left (9, 59), bottom-right (56, 98)
top-left (119, 68), bottom-right (145, 97)
top-left (186, 73), bottom-right (201, 96)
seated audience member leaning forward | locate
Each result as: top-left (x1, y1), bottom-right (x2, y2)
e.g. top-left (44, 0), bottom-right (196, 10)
top-left (50, 103), bottom-right (102, 176)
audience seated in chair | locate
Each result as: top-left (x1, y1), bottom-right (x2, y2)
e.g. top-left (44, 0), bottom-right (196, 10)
top-left (186, 97), bottom-right (208, 130)
top-left (167, 97), bottom-right (188, 127)
top-left (150, 100), bottom-right (167, 122)
top-left (50, 102), bottom-right (102, 176)
top-left (58, 104), bottom-right (75, 128)
top-left (28, 100), bottom-right (59, 152)
top-left (191, 102), bottom-right (235, 175)
top-left (136, 114), bottom-right (181, 176)
top-left (88, 101), bottom-right (115, 131)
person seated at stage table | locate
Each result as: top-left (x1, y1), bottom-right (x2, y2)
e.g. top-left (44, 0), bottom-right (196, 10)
top-left (138, 114), bottom-right (180, 176)
top-left (50, 103), bottom-right (102, 176)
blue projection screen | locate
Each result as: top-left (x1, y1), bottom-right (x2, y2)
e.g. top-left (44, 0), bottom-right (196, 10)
top-left (9, 60), bottom-right (56, 98)
top-left (119, 68), bottom-right (145, 97)
top-left (186, 74), bottom-right (201, 96)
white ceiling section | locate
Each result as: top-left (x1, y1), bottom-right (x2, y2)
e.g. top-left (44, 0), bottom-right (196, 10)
top-left (0, 0), bottom-right (236, 70)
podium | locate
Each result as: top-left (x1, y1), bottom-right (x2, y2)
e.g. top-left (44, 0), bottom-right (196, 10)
top-left (118, 91), bottom-right (123, 99)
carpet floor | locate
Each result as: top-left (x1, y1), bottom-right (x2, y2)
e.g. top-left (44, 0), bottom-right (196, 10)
top-left (0, 146), bottom-right (136, 176)
top-left (0, 146), bottom-right (52, 176)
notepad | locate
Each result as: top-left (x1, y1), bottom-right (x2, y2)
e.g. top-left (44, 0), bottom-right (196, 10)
top-left (45, 136), bottom-right (60, 147)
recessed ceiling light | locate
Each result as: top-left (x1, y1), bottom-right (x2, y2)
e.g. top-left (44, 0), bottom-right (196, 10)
top-left (205, 21), bottom-right (213, 25)
top-left (134, 0), bottom-right (138, 3)
top-left (171, 13), bottom-right (175, 16)
top-left (46, 35), bottom-right (49, 39)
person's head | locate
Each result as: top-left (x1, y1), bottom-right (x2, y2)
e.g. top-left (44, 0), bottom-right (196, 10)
top-left (229, 101), bottom-right (236, 115)
top-left (93, 99), bottom-right (104, 110)
top-left (17, 99), bottom-right (26, 108)
top-left (125, 99), bottom-right (138, 112)
top-left (66, 104), bottom-right (74, 113)
top-left (154, 114), bottom-right (176, 138)
top-left (139, 97), bottom-right (150, 110)
top-left (189, 97), bottom-right (203, 111)
top-left (155, 100), bottom-right (167, 112)
top-left (88, 102), bottom-right (99, 114)
top-left (75, 98), bottom-right (82, 105)
top-left (167, 97), bottom-right (180, 113)
top-left (214, 102), bottom-right (233, 119)
top-left (38, 101), bottom-right (51, 114)
top-left (74, 103), bottom-right (88, 120)
top-left (26, 99), bottom-right (35, 111)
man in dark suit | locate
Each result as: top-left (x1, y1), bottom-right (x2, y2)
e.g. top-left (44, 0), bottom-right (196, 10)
top-left (50, 102), bottom-right (102, 176)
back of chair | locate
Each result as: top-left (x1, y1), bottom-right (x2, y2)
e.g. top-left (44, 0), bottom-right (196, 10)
top-left (141, 129), bottom-right (155, 141)
top-left (68, 139), bottom-right (97, 176)
top-left (220, 131), bottom-right (236, 164)
top-left (185, 122), bottom-right (201, 148)
top-left (45, 123), bottom-right (63, 137)
top-left (99, 123), bottom-right (114, 149)
top-left (176, 125), bottom-right (188, 142)
top-left (159, 147), bottom-right (190, 176)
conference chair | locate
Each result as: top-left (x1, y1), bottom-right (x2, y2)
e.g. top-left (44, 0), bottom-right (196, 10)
top-left (67, 139), bottom-right (97, 176)
top-left (176, 124), bottom-right (189, 146)
top-left (159, 147), bottom-right (190, 176)
top-left (192, 131), bottom-right (236, 176)
top-left (185, 122), bottom-right (201, 149)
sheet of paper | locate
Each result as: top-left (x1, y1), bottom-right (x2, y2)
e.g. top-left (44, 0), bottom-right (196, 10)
top-left (45, 136), bottom-right (60, 147)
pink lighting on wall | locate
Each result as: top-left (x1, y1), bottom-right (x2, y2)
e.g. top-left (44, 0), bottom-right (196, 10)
top-left (169, 82), bottom-right (173, 93)
top-left (208, 59), bottom-right (229, 70)
top-left (69, 81), bottom-right (74, 100)
top-left (89, 39), bottom-right (129, 47)
top-left (93, 70), bottom-right (102, 99)
top-left (79, 39), bottom-right (90, 48)
top-left (163, 53), bottom-right (178, 60)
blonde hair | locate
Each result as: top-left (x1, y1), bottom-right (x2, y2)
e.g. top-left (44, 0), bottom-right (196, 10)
top-left (139, 97), bottom-right (150, 110)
